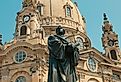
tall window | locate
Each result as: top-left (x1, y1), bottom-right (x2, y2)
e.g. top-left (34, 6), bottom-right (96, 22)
top-left (16, 76), bottom-right (26, 82)
top-left (110, 50), bottom-right (117, 60)
top-left (20, 26), bottom-right (27, 36)
top-left (88, 57), bottom-right (96, 72)
top-left (37, 5), bottom-right (44, 15)
top-left (76, 37), bottom-right (84, 49)
top-left (66, 6), bottom-right (71, 17)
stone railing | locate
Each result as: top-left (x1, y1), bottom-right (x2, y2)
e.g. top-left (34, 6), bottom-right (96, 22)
top-left (39, 16), bottom-right (85, 32)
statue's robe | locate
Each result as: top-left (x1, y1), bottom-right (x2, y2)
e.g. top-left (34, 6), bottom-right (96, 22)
top-left (47, 35), bottom-right (79, 82)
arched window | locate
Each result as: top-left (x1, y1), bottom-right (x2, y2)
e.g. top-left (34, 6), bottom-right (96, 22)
top-left (20, 26), bottom-right (27, 36)
top-left (37, 4), bottom-right (44, 15)
top-left (66, 6), bottom-right (71, 17)
top-left (88, 57), bottom-right (96, 72)
top-left (88, 78), bottom-right (99, 82)
top-left (76, 37), bottom-right (84, 49)
top-left (37, 6), bottom-right (42, 12)
top-left (110, 50), bottom-right (117, 60)
top-left (16, 76), bottom-right (26, 82)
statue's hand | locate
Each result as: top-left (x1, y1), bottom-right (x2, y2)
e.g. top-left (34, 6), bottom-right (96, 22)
top-left (73, 43), bottom-right (80, 48)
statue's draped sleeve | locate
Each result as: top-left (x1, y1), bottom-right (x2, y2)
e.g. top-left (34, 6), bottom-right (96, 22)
top-left (48, 35), bottom-right (65, 59)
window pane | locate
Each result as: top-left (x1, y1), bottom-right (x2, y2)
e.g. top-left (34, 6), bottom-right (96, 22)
top-left (66, 7), bottom-right (71, 17)
top-left (88, 57), bottom-right (96, 71)
top-left (15, 51), bottom-right (26, 63)
top-left (20, 26), bottom-right (27, 35)
top-left (76, 37), bottom-right (84, 49)
top-left (110, 50), bottom-right (117, 60)
top-left (37, 6), bottom-right (41, 12)
top-left (37, 5), bottom-right (43, 15)
top-left (16, 76), bottom-right (26, 82)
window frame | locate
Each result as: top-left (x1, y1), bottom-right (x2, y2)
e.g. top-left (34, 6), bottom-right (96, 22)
top-left (65, 6), bottom-right (72, 17)
top-left (76, 37), bottom-right (84, 49)
top-left (110, 49), bottom-right (118, 60)
top-left (87, 57), bottom-right (97, 72)
top-left (20, 26), bottom-right (27, 36)
top-left (14, 51), bottom-right (27, 63)
top-left (37, 4), bottom-right (44, 16)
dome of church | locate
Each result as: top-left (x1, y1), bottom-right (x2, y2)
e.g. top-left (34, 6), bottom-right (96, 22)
top-left (34, 0), bottom-right (86, 33)
top-left (15, 0), bottom-right (88, 44)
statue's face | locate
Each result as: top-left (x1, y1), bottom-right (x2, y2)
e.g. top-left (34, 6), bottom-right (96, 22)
top-left (56, 28), bottom-right (65, 35)
top-left (59, 29), bottom-right (64, 34)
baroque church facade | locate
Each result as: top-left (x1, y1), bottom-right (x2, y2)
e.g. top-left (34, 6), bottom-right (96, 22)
top-left (0, 0), bottom-right (121, 82)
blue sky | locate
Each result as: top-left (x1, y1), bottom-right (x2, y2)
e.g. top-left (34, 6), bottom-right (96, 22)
top-left (0, 0), bottom-right (121, 51)
top-left (74, 0), bottom-right (121, 51)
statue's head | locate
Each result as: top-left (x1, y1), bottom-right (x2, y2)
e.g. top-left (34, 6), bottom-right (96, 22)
top-left (56, 26), bottom-right (65, 35)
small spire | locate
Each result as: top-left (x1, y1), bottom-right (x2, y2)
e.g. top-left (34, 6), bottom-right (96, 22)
top-left (103, 13), bottom-right (108, 20)
top-left (103, 13), bottom-right (109, 24)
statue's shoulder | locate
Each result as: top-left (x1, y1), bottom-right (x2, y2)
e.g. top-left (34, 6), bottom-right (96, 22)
top-left (48, 35), bottom-right (56, 40)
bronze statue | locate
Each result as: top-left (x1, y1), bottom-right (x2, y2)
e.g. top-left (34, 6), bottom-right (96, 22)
top-left (47, 26), bottom-right (79, 82)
